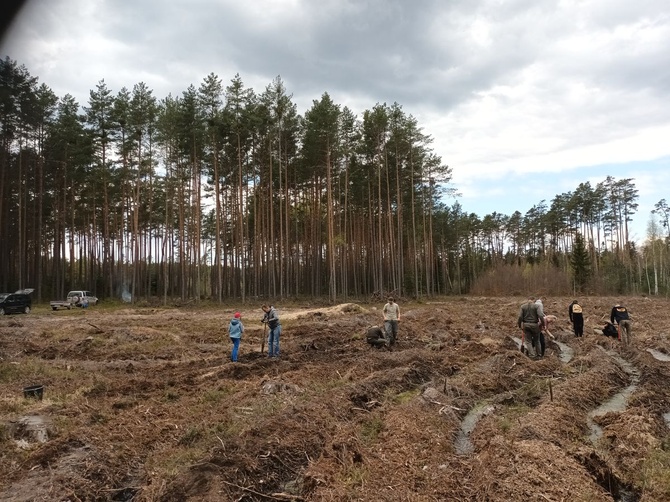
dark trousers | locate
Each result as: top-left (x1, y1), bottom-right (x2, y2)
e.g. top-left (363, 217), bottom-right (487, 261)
top-left (619, 319), bottom-right (632, 345)
top-left (384, 320), bottom-right (398, 345)
top-left (572, 314), bottom-right (584, 337)
top-left (522, 323), bottom-right (541, 356)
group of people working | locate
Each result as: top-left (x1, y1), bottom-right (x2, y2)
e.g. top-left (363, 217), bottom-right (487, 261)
top-left (572, 300), bottom-right (632, 345)
top-left (226, 304), bottom-right (281, 362)
top-left (518, 296), bottom-right (633, 358)
top-left (226, 298), bottom-right (401, 361)
top-left (227, 296), bottom-right (633, 362)
top-left (366, 296), bottom-right (401, 349)
top-left (226, 297), bottom-right (401, 362)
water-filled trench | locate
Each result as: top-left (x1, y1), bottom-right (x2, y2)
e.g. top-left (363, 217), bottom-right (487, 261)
top-left (587, 348), bottom-right (640, 444)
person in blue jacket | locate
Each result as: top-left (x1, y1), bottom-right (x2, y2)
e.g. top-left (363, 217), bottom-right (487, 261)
top-left (228, 312), bottom-right (244, 362)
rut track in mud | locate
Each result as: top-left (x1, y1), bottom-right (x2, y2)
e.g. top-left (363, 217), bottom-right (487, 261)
top-left (1, 295), bottom-right (669, 501)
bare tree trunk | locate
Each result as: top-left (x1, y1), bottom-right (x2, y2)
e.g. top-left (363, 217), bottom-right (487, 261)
top-left (132, 138), bottom-right (141, 302)
top-left (342, 157), bottom-right (350, 299)
top-left (376, 161), bottom-right (383, 297)
top-left (178, 160), bottom-right (186, 300)
top-left (37, 154), bottom-right (44, 301)
top-left (269, 140), bottom-right (276, 297)
top-left (213, 134), bottom-right (222, 302)
top-left (237, 133), bottom-right (245, 302)
top-left (277, 133), bottom-right (284, 299)
top-left (396, 153), bottom-right (405, 299)
top-left (194, 141), bottom-right (201, 301)
top-left (326, 141), bottom-right (336, 302)
top-left (384, 153), bottom-right (395, 294)
top-left (18, 145), bottom-right (23, 289)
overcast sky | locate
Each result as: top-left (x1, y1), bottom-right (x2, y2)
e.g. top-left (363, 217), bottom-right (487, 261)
top-left (2, 0), bottom-right (670, 243)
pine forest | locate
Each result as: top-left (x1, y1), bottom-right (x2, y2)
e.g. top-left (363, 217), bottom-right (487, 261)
top-left (1, 57), bottom-right (669, 304)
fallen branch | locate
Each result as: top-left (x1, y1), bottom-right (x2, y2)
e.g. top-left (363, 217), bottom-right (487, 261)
top-left (216, 434), bottom-right (225, 451)
top-left (220, 478), bottom-right (304, 501)
top-left (439, 405), bottom-right (464, 415)
top-left (100, 486), bottom-right (143, 493)
top-left (87, 322), bottom-right (104, 333)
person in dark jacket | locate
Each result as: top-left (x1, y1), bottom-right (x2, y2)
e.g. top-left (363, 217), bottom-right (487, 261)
top-left (518, 296), bottom-right (543, 357)
top-left (610, 303), bottom-right (632, 345)
top-left (366, 326), bottom-right (388, 349)
top-left (262, 304), bottom-right (281, 358)
top-left (602, 322), bottom-right (619, 338)
top-left (228, 312), bottom-right (244, 362)
top-left (568, 300), bottom-right (584, 337)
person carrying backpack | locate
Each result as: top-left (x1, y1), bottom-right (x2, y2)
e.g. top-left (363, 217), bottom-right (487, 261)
top-left (228, 312), bottom-right (244, 362)
top-left (610, 303), bottom-right (632, 345)
top-left (262, 304), bottom-right (281, 358)
top-left (569, 300), bottom-right (584, 337)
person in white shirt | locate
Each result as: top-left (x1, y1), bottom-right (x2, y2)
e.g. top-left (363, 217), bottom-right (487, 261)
top-left (382, 296), bottom-right (400, 346)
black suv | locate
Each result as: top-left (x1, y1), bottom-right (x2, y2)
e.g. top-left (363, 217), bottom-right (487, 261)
top-left (0, 289), bottom-right (33, 315)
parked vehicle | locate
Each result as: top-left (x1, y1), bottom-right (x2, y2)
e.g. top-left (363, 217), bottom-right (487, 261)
top-left (0, 289), bottom-right (34, 315)
top-left (49, 299), bottom-right (73, 310)
top-left (67, 291), bottom-right (98, 306)
top-left (50, 290), bottom-right (99, 310)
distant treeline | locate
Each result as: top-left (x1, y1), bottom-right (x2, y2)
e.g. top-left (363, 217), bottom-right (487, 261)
top-left (1, 57), bottom-right (668, 302)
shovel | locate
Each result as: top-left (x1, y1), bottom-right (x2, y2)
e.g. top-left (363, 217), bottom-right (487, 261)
top-left (520, 328), bottom-right (526, 354)
top-left (261, 321), bottom-right (267, 354)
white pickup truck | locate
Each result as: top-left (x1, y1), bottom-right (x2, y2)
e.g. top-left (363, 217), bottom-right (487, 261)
top-left (50, 290), bottom-right (99, 310)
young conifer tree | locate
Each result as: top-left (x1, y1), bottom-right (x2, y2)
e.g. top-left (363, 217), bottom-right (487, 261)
top-left (571, 232), bottom-right (591, 292)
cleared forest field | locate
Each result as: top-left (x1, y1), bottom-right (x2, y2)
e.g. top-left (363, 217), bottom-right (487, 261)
top-left (1, 295), bottom-right (669, 501)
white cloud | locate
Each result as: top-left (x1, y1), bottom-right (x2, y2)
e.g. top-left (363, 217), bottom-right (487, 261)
top-left (2, 0), bottom-right (670, 241)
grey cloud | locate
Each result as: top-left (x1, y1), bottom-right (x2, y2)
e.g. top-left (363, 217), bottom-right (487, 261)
top-left (3, 0), bottom-right (670, 161)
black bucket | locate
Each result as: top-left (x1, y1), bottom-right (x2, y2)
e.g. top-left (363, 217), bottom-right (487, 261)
top-left (23, 384), bottom-right (44, 400)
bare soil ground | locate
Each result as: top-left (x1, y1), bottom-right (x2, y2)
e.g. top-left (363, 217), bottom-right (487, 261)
top-left (1, 295), bottom-right (670, 501)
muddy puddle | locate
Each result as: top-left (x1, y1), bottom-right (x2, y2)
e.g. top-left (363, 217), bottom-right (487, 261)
top-left (553, 340), bottom-right (574, 363)
top-left (646, 348), bottom-right (670, 362)
top-left (454, 402), bottom-right (496, 455)
top-left (588, 349), bottom-right (640, 444)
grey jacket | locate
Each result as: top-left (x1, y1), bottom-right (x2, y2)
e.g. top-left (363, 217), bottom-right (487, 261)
top-left (518, 301), bottom-right (541, 328)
